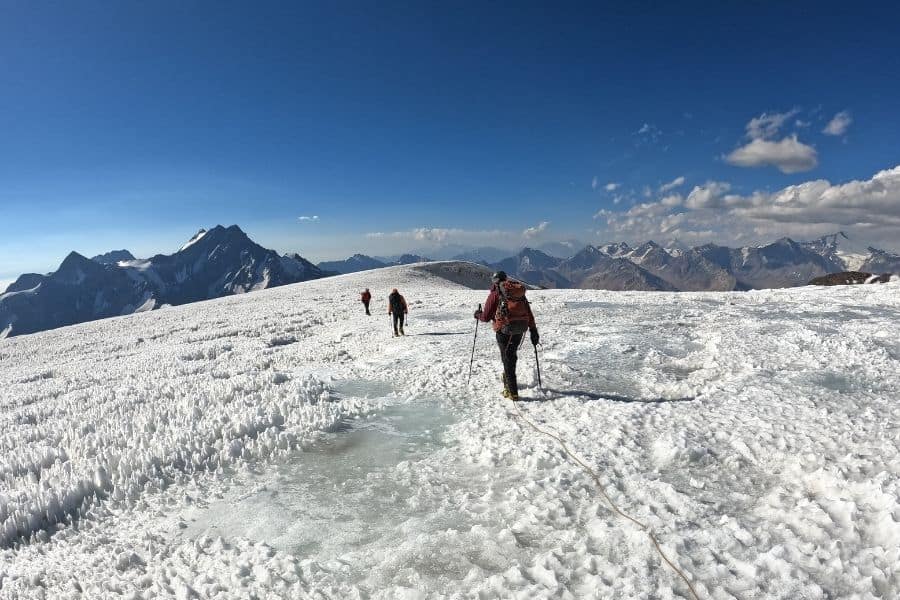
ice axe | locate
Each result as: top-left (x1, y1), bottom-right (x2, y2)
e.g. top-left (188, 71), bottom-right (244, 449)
top-left (533, 342), bottom-right (543, 391)
top-left (467, 303), bottom-right (481, 385)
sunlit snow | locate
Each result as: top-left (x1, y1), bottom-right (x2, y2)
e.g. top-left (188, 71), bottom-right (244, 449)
top-left (0, 263), bottom-right (898, 598)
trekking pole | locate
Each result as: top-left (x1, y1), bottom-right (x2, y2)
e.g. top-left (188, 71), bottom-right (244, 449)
top-left (467, 304), bottom-right (481, 385)
top-left (533, 343), bottom-right (543, 391)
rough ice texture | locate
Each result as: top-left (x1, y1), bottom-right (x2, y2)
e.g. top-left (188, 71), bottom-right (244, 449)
top-left (0, 265), bottom-right (898, 598)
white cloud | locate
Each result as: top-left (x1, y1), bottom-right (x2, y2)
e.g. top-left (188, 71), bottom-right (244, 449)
top-left (725, 135), bottom-right (818, 174)
top-left (522, 221), bottom-right (550, 239)
top-left (634, 123), bottom-right (661, 145)
top-left (684, 181), bottom-right (733, 209)
top-left (365, 227), bottom-right (507, 244)
top-left (659, 176), bottom-right (686, 193)
top-left (591, 176), bottom-right (599, 190)
top-left (298, 215), bottom-right (320, 222)
top-left (823, 111), bottom-right (852, 136)
top-left (605, 182), bottom-right (620, 192)
top-left (745, 109), bottom-right (800, 140)
top-left (660, 194), bottom-right (683, 207)
top-left (594, 165), bottom-right (900, 251)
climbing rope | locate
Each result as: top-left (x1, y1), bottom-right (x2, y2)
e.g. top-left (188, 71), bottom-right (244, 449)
top-left (509, 398), bottom-right (702, 600)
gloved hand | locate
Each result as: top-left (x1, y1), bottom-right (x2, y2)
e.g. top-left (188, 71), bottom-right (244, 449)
top-left (530, 329), bottom-right (540, 345)
top-left (474, 309), bottom-right (483, 320)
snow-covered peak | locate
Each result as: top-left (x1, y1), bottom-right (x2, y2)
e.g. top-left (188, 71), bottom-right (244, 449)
top-left (596, 242), bottom-right (631, 257)
top-left (800, 231), bottom-right (876, 271)
top-left (628, 241), bottom-right (665, 263)
top-left (179, 229), bottom-right (208, 252)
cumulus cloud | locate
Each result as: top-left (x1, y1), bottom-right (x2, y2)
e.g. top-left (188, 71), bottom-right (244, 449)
top-left (298, 215), bottom-right (320, 222)
top-left (605, 182), bottom-right (620, 192)
top-left (725, 135), bottom-right (818, 174)
top-left (823, 111), bottom-right (852, 136)
top-left (660, 194), bottom-right (683, 207)
top-left (659, 176), bottom-right (685, 193)
top-left (365, 227), bottom-right (507, 244)
top-left (522, 221), bottom-right (550, 239)
top-left (684, 182), bottom-right (734, 209)
top-left (365, 228), bottom-right (458, 241)
top-left (745, 109), bottom-right (800, 140)
top-left (594, 165), bottom-right (900, 251)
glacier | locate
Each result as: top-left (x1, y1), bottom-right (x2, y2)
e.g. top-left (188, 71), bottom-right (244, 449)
top-left (0, 262), bottom-right (898, 598)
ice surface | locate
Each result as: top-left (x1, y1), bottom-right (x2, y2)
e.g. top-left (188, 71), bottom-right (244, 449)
top-left (0, 265), bottom-right (898, 598)
top-left (182, 398), bottom-right (455, 557)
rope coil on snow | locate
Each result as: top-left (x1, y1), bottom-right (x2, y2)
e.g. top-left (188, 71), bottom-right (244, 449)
top-left (509, 398), bottom-right (702, 600)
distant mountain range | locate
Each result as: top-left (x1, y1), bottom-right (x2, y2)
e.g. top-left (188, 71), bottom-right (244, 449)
top-left (0, 225), bottom-right (328, 338)
top-left (316, 253), bottom-right (430, 274)
top-left (3, 228), bottom-right (898, 338)
top-left (312, 231), bottom-right (899, 292)
top-left (473, 233), bottom-right (899, 291)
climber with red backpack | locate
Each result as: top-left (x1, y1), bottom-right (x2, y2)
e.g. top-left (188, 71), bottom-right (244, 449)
top-left (474, 271), bottom-right (539, 400)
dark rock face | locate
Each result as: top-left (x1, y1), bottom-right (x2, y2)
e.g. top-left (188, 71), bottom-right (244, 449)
top-left (800, 232), bottom-right (852, 268)
top-left (393, 254), bottom-right (430, 265)
top-left (0, 252), bottom-right (157, 337)
top-left (693, 238), bottom-right (837, 289)
top-left (625, 242), bottom-right (736, 291)
top-left (4, 273), bottom-right (45, 294)
top-left (578, 259), bottom-right (678, 291)
top-left (492, 248), bottom-right (569, 288)
top-left (0, 225), bottom-right (327, 338)
top-left (90, 250), bottom-right (136, 264)
top-left (553, 246), bottom-right (676, 291)
top-left (317, 253), bottom-right (430, 274)
top-left (534, 240), bottom-right (583, 259)
top-left (809, 271), bottom-right (892, 285)
top-left (861, 248), bottom-right (900, 274)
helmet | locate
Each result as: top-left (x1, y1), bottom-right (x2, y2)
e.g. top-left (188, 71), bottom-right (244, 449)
top-left (491, 271), bottom-right (507, 283)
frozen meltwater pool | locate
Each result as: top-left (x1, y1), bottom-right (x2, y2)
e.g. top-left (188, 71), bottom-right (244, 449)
top-left (181, 389), bottom-right (455, 558)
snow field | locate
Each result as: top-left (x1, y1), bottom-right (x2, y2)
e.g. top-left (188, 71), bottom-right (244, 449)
top-left (1, 264), bottom-right (899, 598)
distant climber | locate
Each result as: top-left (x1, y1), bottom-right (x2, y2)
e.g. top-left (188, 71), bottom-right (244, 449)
top-left (388, 288), bottom-right (408, 336)
top-left (474, 271), bottom-right (538, 400)
top-left (361, 288), bottom-right (372, 315)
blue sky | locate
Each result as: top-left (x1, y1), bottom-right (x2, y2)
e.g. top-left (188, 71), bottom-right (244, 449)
top-left (2, 1), bottom-right (899, 284)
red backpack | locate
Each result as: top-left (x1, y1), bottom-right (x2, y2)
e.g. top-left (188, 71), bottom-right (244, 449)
top-left (495, 280), bottom-right (531, 335)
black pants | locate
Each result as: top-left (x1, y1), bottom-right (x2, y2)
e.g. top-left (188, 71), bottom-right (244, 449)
top-left (496, 331), bottom-right (524, 396)
top-left (392, 312), bottom-right (405, 334)
top-left (363, 301), bottom-right (370, 315)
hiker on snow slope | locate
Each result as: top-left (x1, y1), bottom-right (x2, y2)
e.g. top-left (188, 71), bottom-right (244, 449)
top-left (361, 288), bottom-right (372, 315)
top-left (388, 288), bottom-right (408, 336)
top-left (474, 271), bottom-right (539, 400)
